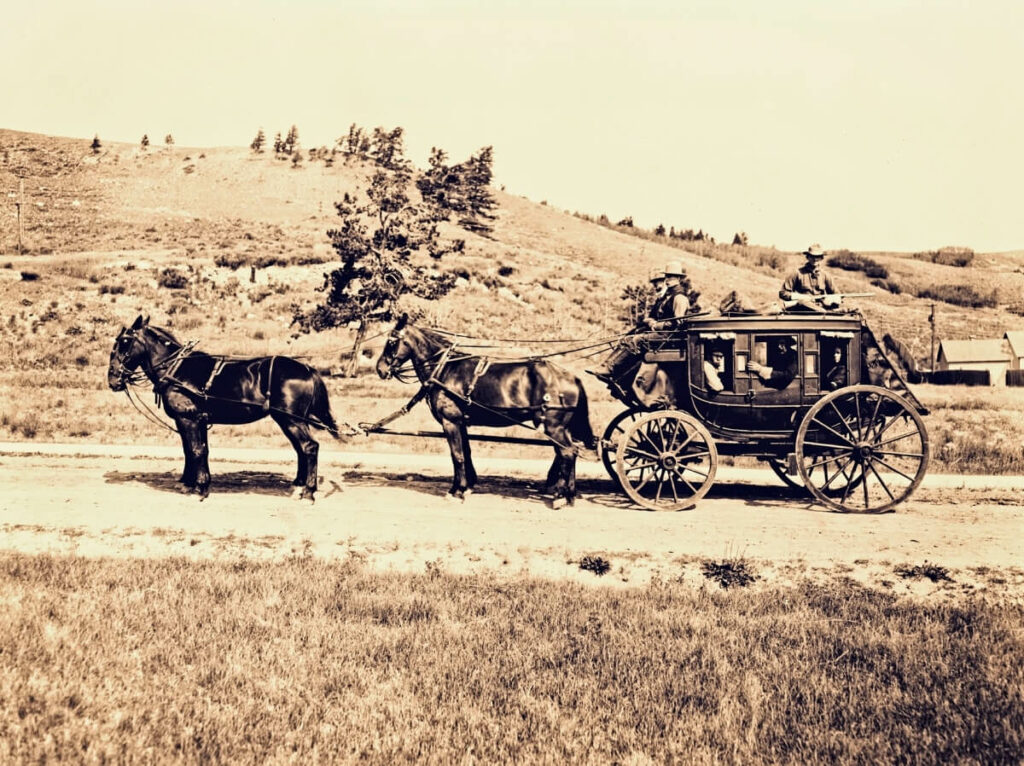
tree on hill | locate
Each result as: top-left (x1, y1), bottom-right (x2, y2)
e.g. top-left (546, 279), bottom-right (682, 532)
top-left (732, 231), bottom-right (749, 246)
top-left (91, 135), bottom-right (102, 153)
top-left (337, 123), bottom-right (371, 162)
top-left (416, 145), bottom-right (498, 235)
top-left (164, 134), bottom-right (174, 146)
top-left (273, 132), bottom-right (283, 154)
top-left (368, 126), bottom-right (411, 172)
top-left (283, 125), bottom-right (299, 155)
top-left (292, 160), bottom-right (464, 376)
top-left (250, 128), bottom-right (266, 153)
top-left (140, 134), bottom-right (150, 150)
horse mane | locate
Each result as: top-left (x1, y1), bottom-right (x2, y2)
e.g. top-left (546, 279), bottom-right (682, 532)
top-left (144, 324), bottom-right (183, 349)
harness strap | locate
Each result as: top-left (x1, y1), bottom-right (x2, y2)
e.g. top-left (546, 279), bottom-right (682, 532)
top-left (201, 357), bottom-right (226, 395)
top-left (465, 357), bottom-right (491, 402)
top-left (262, 356), bottom-right (277, 412)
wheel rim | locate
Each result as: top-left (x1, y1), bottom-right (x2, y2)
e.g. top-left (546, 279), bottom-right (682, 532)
top-left (615, 411), bottom-right (717, 511)
top-left (600, 409), bottom-right (647, 488)
top-left (796, 385), bottom-right (929, 513)
top-left (768, 456), bottom-right (864, 498)
top-left (767, 458), bottom-right (803, 491)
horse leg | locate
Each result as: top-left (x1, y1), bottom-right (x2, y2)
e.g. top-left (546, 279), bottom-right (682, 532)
top-left (274, 416), bottom-right (319, 501)
top-left (176, 422), bottom-right (196, 486)
top-left (179, 420), bottom-right (210, 498)
top-left (460, 422), bottom-right (478, 493)
top-left (273, 414), bottom-right (308, 486)
top-left (441, 419), bottom-right (470, 500)
top-left (547, 423), bottom-right (577, 509)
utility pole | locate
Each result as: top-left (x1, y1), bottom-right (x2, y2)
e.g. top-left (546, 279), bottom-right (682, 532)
top-left (928, 303), bottom-right (936, 373)
top-left (8, 179), bottom-right (23, 255)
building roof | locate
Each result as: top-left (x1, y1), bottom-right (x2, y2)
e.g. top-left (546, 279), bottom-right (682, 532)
top-left (937, 339), bottom-right (1006, 364)
top-left (1005, 331), bottom-right (1024, 357)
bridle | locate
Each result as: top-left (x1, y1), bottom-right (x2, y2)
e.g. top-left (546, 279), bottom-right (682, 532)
top-left (109, 326), bottom-right (197, 391)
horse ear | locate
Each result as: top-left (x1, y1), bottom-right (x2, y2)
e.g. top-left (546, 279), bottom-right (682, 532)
top-left (143, 315), bottom-right (150, 326)
top-left (395, 313), bottom-right (408, 331)
top-left (130, 315), bottom-right (144, 330)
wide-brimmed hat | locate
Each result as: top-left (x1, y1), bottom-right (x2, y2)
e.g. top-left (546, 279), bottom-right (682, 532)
top-left (803, 244), bottom-right (825, 259)
top-left (649, 267), bottom-right (666, 283)
top-left (663, 260), bottom-right (687, 277)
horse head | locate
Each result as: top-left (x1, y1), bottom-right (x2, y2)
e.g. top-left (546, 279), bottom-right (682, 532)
top-left (107, 315), bottom-right (151, 391)
top-left (376, 314), bottom-right (410, 380)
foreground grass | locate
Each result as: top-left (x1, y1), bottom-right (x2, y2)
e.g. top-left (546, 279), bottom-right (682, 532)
top-left (1, 555), bottom-right (1021, 764)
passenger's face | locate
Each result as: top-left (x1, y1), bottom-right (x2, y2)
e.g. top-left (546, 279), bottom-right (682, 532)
top-left (711, 352), bottom-right (724, 367)
top-left (834, 349), bottom-right (842, 363)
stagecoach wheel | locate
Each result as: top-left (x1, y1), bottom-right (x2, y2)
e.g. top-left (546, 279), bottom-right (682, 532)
top-left (767, 456), bottom-right (864, 498)
top-left (615, 410), bottom-right (718, 511)
top-left (795, 385), bottom-right (929, 513)
top-left (599, 409), bottom-right (647, 489)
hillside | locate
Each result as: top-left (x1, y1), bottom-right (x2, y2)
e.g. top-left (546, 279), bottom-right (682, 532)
top-left (3, 128), bottom-right (1022, 362)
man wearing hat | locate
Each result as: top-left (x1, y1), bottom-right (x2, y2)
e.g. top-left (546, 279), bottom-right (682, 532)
top-left (643, 261), bottom-right (700, 331)
top-left (588, 261), bottom-right (699, 387)
top-left (780, 244), bottom-right (840, 311)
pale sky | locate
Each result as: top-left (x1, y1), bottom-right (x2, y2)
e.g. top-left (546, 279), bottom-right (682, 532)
top-left (3, 0), bottom-right (1022, 253)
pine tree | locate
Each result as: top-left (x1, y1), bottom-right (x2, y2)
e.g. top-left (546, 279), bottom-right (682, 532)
top-left (91, 135), bottom-right (102, 153)
top-left (293, 161), bottom-right (464, 376)
top-left (273, 132), bottom-right (283, 154)
top-left (140, 134), bottom-right (150, 150)
top-left (164, 134), bottom-right (174, 146)
top-left (283, 125), bottom-right (299, 155)
top-left (250, 128), bottom-right (266, 153)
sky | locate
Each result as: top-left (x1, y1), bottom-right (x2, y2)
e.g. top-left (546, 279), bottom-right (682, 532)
top-left (3, 0), bottom-right (1022, 253)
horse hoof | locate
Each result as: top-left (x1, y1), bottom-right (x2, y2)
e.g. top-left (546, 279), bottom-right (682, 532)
top-left (551, 497), bottom-right (568, 510)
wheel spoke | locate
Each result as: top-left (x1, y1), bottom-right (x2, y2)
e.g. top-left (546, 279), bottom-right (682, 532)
top-left (874, 449), bottom-right (925, 460)
top-left (810, 418), bottom-right (856, 447)
top-left (829, 400), bottom-right (858, 441)
top-left (871, 455), bottom-right (918, 483)
top-left (840, 463), bottom-right (863, 505)
top-left (821, 456), bottom-right (855, 490)
top-left (853, 393), bottom-right (863, 440)
top-left (874, 430), bottom-right (922, 449)
top-left (625, 445), bottom-right (661, 461)
top-left (624, 459), bottom-right (659, 473)
top-left (803, 439), bottom-right (853, 451)
top-left (679, 465), bottom-right (709, 480)
top-left (667, 473), bottom-right (680, 503)
top-left (861, 466), bottom-right (870, 510)
top-left (864, 393), bottom-right (884, 439)
top-left (866, 460), bottom-right (896, 501)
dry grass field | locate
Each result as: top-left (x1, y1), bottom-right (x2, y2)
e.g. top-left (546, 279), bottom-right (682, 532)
top-left (2, 129), bottom-right (1023, 763)
top-left (2, 554), bottom-right (1022, 764)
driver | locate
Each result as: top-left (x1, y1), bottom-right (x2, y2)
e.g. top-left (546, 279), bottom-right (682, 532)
top-left (780, 244), bottom-right (840, 311)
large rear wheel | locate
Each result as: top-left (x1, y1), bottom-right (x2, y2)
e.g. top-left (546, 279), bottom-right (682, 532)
top-left (795, 385), bottom-right (929, 513)
top-left (615, 410), bottom-right (717, 510)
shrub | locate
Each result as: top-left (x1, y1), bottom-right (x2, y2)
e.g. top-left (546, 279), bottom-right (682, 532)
top-left (826, 251), bottom-right (889, 279)
top-left (914, 247), bottom-right (975, 267)
top-left (578, 555), bottom-right (611, 576)
top-left (870, 277), bottom-right (902, 294)
top-left (157, 268), bottom-right (189, 289)
top-left (214, 252), bottom-right (248, 270)
top-left (99, 284), bottom-right (126, 295)
top-left (916, 284), bottom-right (997, 308)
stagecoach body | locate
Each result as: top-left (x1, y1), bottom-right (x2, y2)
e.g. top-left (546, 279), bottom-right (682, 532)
top-left (600, 312), bottom-right (930, 513)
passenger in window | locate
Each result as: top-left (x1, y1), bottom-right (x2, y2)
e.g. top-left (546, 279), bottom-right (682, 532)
top-left (703, 346), bottom-right (727, 393)
top-left (825, 346), bottom-right (847, 390)
top-left (746, 337), bottom-right (798, 389)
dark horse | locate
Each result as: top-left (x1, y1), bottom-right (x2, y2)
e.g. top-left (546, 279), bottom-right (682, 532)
top-left (108, 315), bottom-right (341, 500)
top-left (375, 315), bottom-right (596, 507)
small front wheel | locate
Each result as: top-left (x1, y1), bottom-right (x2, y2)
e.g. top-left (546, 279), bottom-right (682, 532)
top-left (615, 410), bottom-right (718, 510)
top-left (599, 409), bottom-right (647, 489)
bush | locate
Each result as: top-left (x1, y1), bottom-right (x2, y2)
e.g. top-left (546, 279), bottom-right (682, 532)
top-left (214, 252), bottom-right (248, 270)
top-left (914, 247), bottom-right (975, 268)
top-left (826, 251), bottom-right (888, 279)
top-left (871, 277), bottom-right (902, 294)
top-left (916, 284), bottom-right (997, 308)
top-left (157, 268), bottom-right (189, 290)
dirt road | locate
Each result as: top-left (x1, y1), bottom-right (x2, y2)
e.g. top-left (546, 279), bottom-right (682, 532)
top-left (2, 442), bottom-right (1021, 596)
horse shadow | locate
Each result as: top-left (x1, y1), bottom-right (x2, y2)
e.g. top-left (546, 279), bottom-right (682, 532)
top-left (103, 469), bottom-right (336, 499)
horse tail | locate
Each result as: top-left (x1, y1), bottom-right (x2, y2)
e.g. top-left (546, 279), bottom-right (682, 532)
top-left (569, 378), bottom-right (597, 450)
top-left (310, 373), bottom-right (341, 439)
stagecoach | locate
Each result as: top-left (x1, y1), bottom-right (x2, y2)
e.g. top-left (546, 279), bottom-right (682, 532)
top-left (596, 311), bottom-right (930, 513)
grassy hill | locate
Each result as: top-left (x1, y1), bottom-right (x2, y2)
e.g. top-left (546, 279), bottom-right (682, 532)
top-left (2, 128), bottom-right (1023, 472)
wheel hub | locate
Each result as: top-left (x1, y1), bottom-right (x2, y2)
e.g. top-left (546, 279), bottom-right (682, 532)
top-left (854, 441), bottom-right (874, 462)
top-left (660, 453), bottom-right (678, 470)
